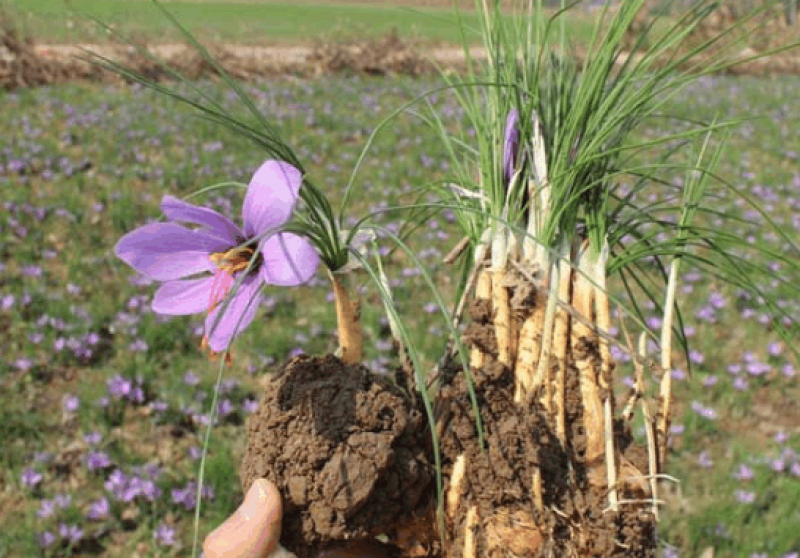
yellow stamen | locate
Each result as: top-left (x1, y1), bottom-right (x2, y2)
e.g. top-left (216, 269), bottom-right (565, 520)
top-left (209, 246), bottom-right (255, 274)
top-left (199, 246), bottom-right (256, 363)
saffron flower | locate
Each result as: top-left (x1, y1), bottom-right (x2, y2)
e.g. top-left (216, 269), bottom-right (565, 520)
top-left (502, 108), bottom-right (521, 183)
top-left (115, 160), bottom-right (319, 354)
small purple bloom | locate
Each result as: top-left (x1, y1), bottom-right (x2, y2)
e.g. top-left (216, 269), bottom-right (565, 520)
top-left (59, 523), bottom-right (83, 544)
top-left (774, 431), bottom-right (789, 444)
top-left (14, 357), bottom-right (33, 371)
top-left (114, 160), bottom-right (320, 353)
top-left (183, 371), bottom-right (201, 386)
top-left (63, 394), bottom-right (80, 413)
top-left (242, 398), bottom-right (259, 414)
top-left (86, 497), bottom-right (110, 520)
top-left (150, 400), bottom-right (168, 412)
top-left (0, 294), bottom-right (15, 310)
top-left (219, 378), bottom-right (239, 394)
top-left (37, 499), bottom-right (56, 518)
top-left (689, 350), bottom-right (704, 365)
top-left (154, 523), bottom-right (178, 547)
top-left (734, 489), bottom-right (756, 503)
top-left (768, 342), bottom-right (783, 357)
top-left (698, 451), bottom-right (713, 468)
top-left (37, 531), bottom-right (56, 549)
top-left (188, 446), bottom-right (202, 461)
top-left (84, 431), bottom-right (102, 445)
top-left (86, 451), bottom-right (113, 472)
top-left (171, 486), bottom-right (195, 510)
top-left (733, 464), bottom-right (754, 481)
top-left (217, 399), bottom-right (234, 416)
top-left (140, 479), bottom-right (162, 501)
top-left (21, 468), bottom-right (42, 488)
top-left (702, 375), bottom-right (718, 387)
top-left (54, 494), bottom-right (72, 509)
top-left (104, 469), bottom-right (126, 497)
top-left (107, 375), bottom-right (132, 398)
top-left (129, 339), bottom-right (149, 352)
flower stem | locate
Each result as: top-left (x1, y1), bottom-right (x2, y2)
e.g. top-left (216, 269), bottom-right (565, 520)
top-left (328, 269), bottom-right (362, 365)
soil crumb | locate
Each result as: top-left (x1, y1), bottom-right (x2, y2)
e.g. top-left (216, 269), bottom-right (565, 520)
top-left (240, 354), bottom-right (436, 558)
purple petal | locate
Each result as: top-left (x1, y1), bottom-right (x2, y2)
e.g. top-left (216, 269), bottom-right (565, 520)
top-left (260, 233), bottom-right (319, 286)
top-left (503, 108), bottom-right (520, 181)
top-left (243, 161), bottom-right (302, 238)
top-left (115, 223), bottom-right (228, 281)
top-left (152, 277), bottom-right (217, 315)
top-left (161, 196), bottom-right (243, 244)
top-left (204, 276), bottom-right (263, 352)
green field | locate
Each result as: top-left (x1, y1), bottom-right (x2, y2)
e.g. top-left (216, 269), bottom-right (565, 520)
top-left (2, 0), bottom-right (596, 45)
top-left (2, 2), bottom-right (800, 557)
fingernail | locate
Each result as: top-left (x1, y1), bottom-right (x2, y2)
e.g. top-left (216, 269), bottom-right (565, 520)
top-left (240, 479), bottom-right (273, 521)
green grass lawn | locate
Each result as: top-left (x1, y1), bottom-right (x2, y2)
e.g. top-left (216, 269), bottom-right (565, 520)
top-left (2, 0), bottom-right (598, 45)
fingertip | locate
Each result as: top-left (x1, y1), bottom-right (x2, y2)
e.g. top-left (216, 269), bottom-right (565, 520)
top-left (241, 479), bottom-right (282, 523)
top-left (203, 479), bottom-right (283, 558)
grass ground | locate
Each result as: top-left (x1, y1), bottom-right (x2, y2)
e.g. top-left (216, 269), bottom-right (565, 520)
top-left (1, 3), bottom-right (800, 558)
top-left (2, 0), bottom-right (598, 45)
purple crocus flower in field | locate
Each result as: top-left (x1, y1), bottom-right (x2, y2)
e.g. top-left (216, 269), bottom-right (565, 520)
top-left (114, 160), bottom-right (320, 354)
top-left (21, 468), bottom-right (43, 488)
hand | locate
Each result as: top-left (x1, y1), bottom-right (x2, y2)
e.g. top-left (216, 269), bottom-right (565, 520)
top-left (204, 479), bottom-right (296, 558)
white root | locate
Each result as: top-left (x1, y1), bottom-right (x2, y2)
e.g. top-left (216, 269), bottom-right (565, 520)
top-left (638, 333), bottom-right (660, 520)
top-left (447, 453), bottom-right (467, 522)
top-left (463, 506), bottom-right (479, 558)
top-left (658, 256), bottom-right (681, 466)
top-left (571, 241), bottom-right (605, 472)
top-left (594, 241), bottom-right (618, 510)
top-left (531, 254), bottom-right (559, 410)
top-left (553, 243), bottom-right (574, 446)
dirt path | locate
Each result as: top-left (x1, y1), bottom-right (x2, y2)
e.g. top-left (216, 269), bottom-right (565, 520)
top-left (31, 42), bottom-right (482, 66)
top-left (2, 38), bottom-right (797, 92)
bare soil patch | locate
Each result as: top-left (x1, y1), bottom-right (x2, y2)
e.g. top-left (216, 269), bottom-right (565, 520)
top-left (4, 22), bottom-right (800, 91)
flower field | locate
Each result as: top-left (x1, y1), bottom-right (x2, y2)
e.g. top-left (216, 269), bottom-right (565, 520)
top-left (1, 22), bottom-right (800, 558)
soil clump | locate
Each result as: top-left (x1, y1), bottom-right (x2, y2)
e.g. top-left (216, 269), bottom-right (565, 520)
top-left (240, 354), bottom-right (437, 558)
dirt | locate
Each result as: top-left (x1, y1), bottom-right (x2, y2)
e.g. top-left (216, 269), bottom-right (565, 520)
top-left (241, 288), bottom-right (657, 557)
top-left (4, 13), bottom-right (800, 92)
top-left (437, 298), bottom-right (656, 557)
top-left (240, 354), bottom-right (437, 558)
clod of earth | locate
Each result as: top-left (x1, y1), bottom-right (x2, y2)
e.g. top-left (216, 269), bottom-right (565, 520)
top-left (240, 354), bottom-right (439, 558)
